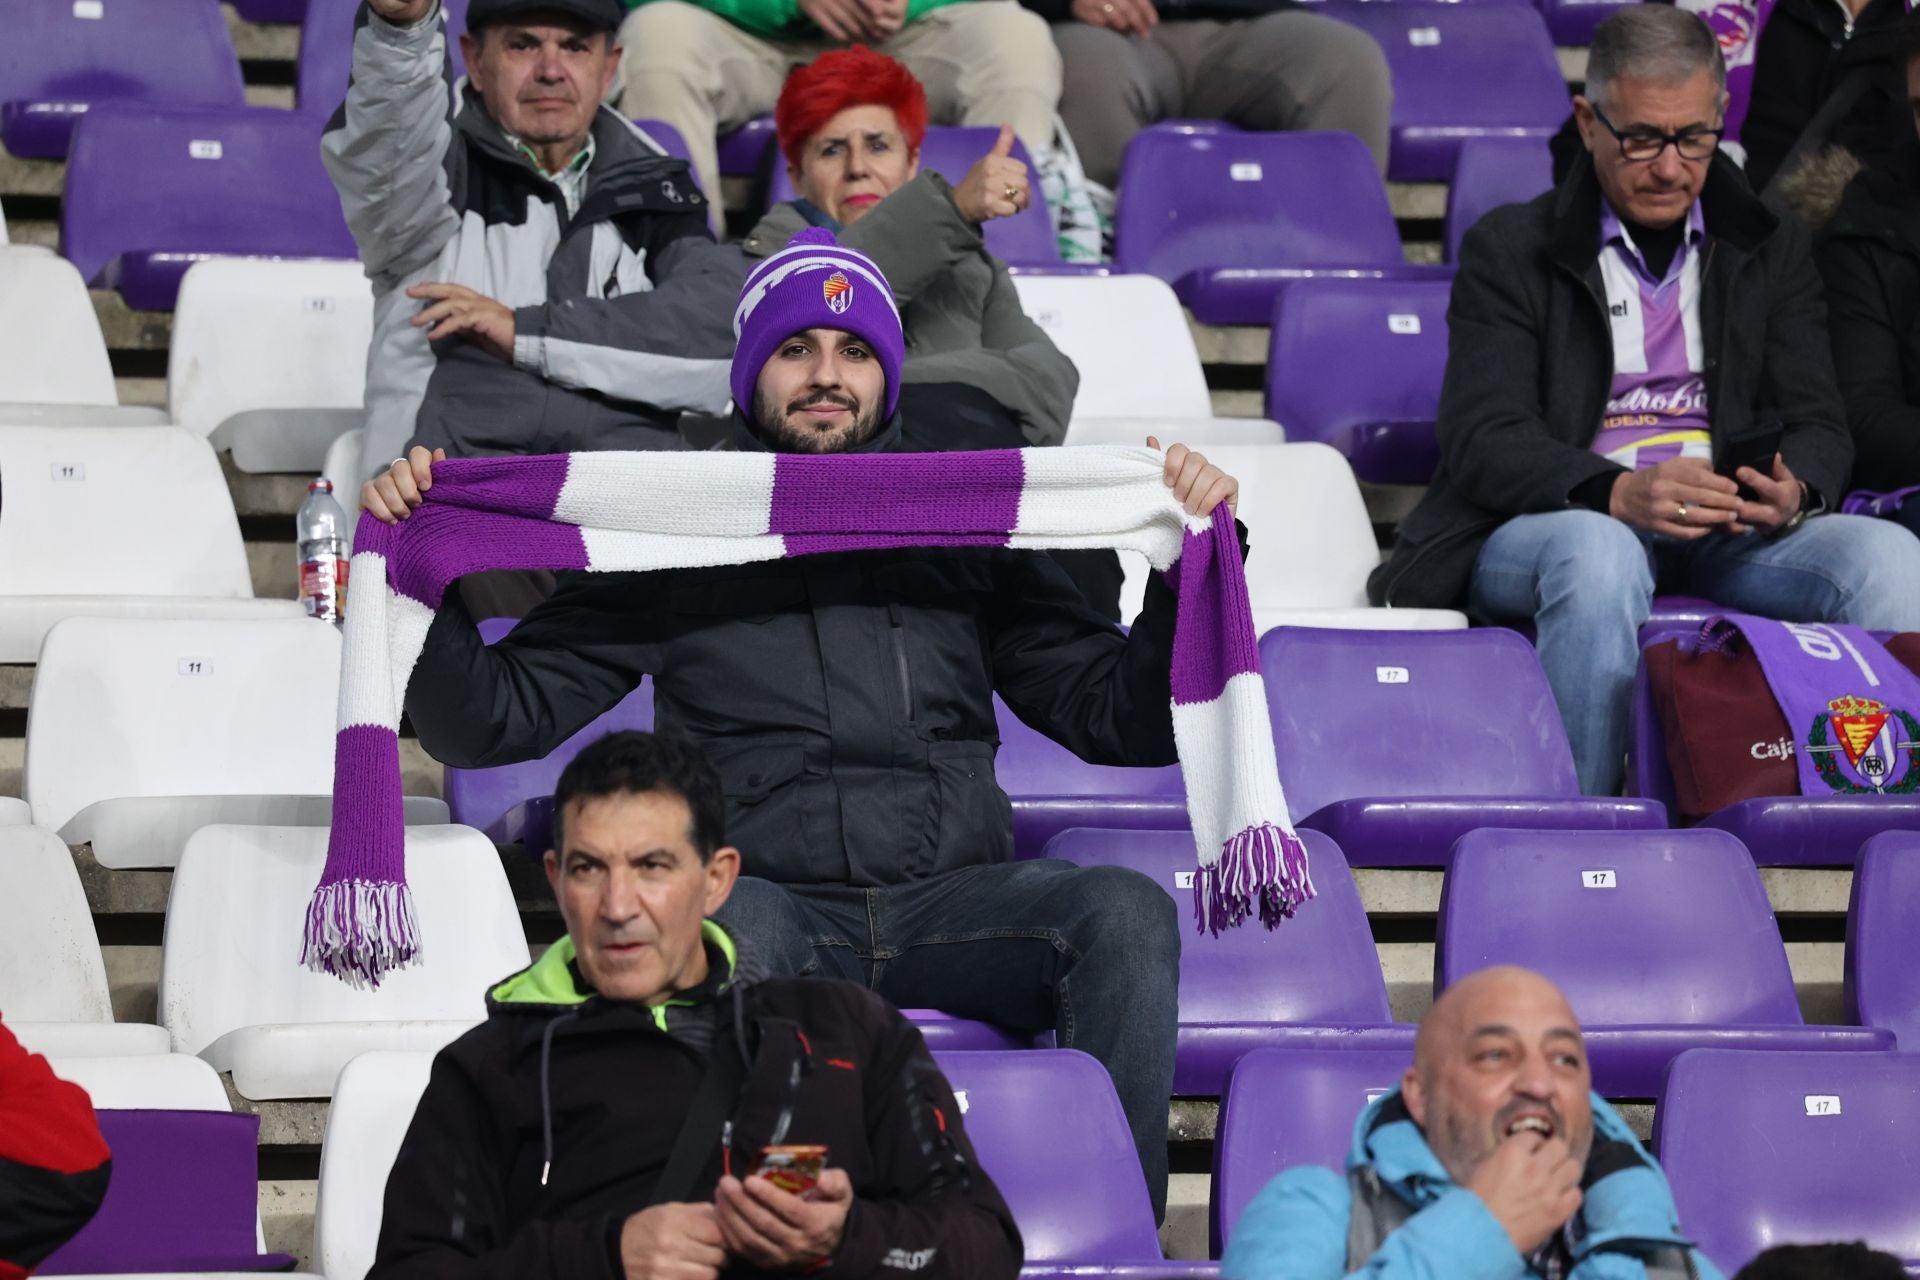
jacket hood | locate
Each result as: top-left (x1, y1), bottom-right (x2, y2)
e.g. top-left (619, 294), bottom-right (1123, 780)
top-left (488, 918), bottom-right (742, 1014)
top-left (1548, 149), bottom-right (1777, 273)
top-left (728, 406), bottom-right (904, 454)
top-left (1349, 1088), bottom-right (1697, 1261)
top-left (1822, 138), bottom-right (1920, 251)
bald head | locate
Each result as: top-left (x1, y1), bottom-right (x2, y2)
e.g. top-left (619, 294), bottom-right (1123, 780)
top-left (1403, 967), bottom-right (1594, 1185)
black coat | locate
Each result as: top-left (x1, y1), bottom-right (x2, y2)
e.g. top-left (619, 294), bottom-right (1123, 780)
top-left (1737, 0), bottom-right (1911, 194)
top-left (1815, 140), bottom-right (1920, 493)
top-left (405, 416), bottom-right (1184, 886)
top-left (370, 940), bottom-right (1021, 1280)
top-left (1370, 151), bottom-right (1852, 612)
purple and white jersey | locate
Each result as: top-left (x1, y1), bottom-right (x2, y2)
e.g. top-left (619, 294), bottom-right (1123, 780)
top-left (1592, 202), bottom-right (1711, 472)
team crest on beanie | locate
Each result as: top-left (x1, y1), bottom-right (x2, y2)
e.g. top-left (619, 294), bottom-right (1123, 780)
top-left (823, 271), bottom-right (853, 315)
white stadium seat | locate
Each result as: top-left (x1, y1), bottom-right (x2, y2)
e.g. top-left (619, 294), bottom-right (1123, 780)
top-left (2, 404), bottom-right (170, 426)
top-left (315, 1051), bottom-right (436, 1280)
top-left (49, 1052), bottom-right (232, 1111)
top-left (24, 616), bottom-right (447, 868)
top-left (160, 824), bottom-right (529, 1100)
top-left (0, 797), bottom-right (27, 824)
top-left (169, 259), bottom-right (372, 473)
top-left (1012, 273), bottom-right (1285, 447)
top-left (0, 424), bottom-right (302, 662)
top-left (0, 824), bottom-right (172, 1057)
top-left (322, 427), bottom-right (366, 541)
top-left (0, 245), bottom-right (119, 406)
top-left (1115, 442), bottom-right (1469, 632)
top-left (0, 196), bottom-right (8, 244)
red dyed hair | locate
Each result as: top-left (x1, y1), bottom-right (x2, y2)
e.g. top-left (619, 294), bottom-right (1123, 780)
top-left (776, 45), bottom-right (929, 168)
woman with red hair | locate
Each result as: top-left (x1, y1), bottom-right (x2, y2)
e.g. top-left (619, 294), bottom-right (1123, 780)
top-left (743, 47), bottom-right (1077, 449)
top-left (740, 46), bottom-right (1118, 615)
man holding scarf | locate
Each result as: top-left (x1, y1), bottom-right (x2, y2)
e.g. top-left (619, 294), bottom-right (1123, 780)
top-left (364, 228), bottom-right (1241, 1221)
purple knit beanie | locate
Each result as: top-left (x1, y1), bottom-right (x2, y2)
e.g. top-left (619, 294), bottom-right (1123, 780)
top-left (731, 227), bottom-right (905, 424)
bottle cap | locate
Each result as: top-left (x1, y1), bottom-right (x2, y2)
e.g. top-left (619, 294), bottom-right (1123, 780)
top-left (308, 479), bottom-right (334, 492)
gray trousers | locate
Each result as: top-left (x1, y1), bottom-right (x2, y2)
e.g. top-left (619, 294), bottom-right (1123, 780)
top-left (1053, 13), bottom-right (1393, 188)
top-left (618, 0), bottom-right (1062, 228)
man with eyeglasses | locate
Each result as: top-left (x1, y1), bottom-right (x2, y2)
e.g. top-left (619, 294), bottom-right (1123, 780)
top-left (1370, 5), bottom-right (1920, 798)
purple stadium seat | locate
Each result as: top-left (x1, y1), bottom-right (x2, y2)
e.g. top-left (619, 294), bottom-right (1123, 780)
top-left (39, 1109), bottom-right (292, 1275)
top-left (935, 1050), bottom-right (1220, 1278)
top-left (995, 696), bottom-right (1186, 858)
top-left (1320, 4), bottom-right (1569, 182)
top-left (1047, 828), bottom-right (1412, 1097)
top-left (766, 126), bottom-right (1059, 267)
top-left (0, 0), bottom-right (246, 161)
top-left (1261, 627), bottom-right (1665, 867)
top-left (1437, 828), bottom-right (1894, 1096)
top-left (633, 117), bottom-right (691, 165)
top-left (1655, 1049), bottom-right (1920, 1273)
top-left (232, 0), bottom-right (308, 20)
top-left (1444, 134), bottom-right (1554, 262)
top-left (298, 0), bottom-right (470, 114)
top-left (61, 103), bottom-right (357, 311)
top-left (1210, 1046), bottom-right (1413, 1256)
top-left (1264, 277), bottom-right (1450, 485)
top-left (1626, 632), bottom-right (1920, 864)
top-left (1112, 128), bottom-right (1449, 326)
top-left (442, 618), bottom-right (653, 850)
top-left (718, 114), bottom-right (778, 177)
top-left (1535, 0), bottom-right (1637, 46)
top-left (1846, 832), bottom-right (1920, 1048)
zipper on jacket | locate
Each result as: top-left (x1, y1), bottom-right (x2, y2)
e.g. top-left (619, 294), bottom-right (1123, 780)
top-left (886, 603), bottom-right (915, 723)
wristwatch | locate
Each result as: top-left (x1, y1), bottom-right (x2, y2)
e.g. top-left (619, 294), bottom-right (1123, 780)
top-left (1770, 482), bottom-right (1814, 538)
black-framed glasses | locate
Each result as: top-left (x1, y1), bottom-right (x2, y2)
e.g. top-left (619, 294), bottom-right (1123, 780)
top-left (1591, 104), bottom-right (1723, 162)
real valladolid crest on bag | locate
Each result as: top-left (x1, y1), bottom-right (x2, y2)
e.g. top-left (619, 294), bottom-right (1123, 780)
top-left (1646, 614), bottom-right (1920, 820)
top-left (307, 447), bottom-right (1315, 987)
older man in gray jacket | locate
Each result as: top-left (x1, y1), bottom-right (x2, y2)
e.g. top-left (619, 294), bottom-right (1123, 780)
top-left (322, 0), bottom-right (743, 484)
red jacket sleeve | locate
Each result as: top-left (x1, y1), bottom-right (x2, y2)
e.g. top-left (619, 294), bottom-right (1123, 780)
top-left (0, 1017), bottom-right (112, 1277)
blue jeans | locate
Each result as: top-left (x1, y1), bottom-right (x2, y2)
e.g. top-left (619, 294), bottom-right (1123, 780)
top-left (714, 859), bottom-right (1182, 1220)
top-left (1470, 510), bottom-right (1920, 796)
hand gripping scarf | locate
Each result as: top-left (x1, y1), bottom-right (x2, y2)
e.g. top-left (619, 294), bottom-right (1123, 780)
top-left (305, 445), bottom-right (1315, 985)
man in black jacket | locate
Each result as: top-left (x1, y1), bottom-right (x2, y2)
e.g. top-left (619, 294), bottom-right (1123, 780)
top-left (1815, 14), bottom-right (1920, 532)
top-left (1371, 6), bottom-right (1920, 797)
top-left (364, 230), bottom-right (1241, 1220)
top-left (370, 731), bottom-right (1022, 1280)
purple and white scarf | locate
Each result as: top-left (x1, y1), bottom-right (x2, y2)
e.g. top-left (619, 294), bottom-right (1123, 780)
top-left (1701, 614), bottom-right (1920, 797)
top-left (306, 446), bottom-right (1314, 986)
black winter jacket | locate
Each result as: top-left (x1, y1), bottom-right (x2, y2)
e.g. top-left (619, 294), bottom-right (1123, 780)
top-left (405, 415), bottom-right (1185, 885)
top-left (1815, 140), bottom-right (1920, 493)
top-left (369, 926), bottom-right (1021, 1280)
top-left (1370, 151), bottom-right (1851, 612)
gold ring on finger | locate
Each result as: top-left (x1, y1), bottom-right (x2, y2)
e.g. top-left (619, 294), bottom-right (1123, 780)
top-left (1677, 503), bottom-right (1689, 523)
top-left (1005, 185), bottom-right (1020, 202)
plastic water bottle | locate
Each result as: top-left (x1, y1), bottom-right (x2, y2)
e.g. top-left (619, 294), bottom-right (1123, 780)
top-left (297, 479), bottom-right (350, 625)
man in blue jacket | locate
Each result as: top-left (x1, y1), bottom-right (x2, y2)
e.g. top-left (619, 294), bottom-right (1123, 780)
top-left (1223, 966), bottom-right (1723, 1280)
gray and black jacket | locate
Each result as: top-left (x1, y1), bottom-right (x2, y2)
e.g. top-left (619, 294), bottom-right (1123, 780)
top-left (320, 2), bottom-right (743, 479)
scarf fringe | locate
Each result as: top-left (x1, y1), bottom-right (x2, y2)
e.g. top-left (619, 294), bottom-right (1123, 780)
top-left (300, 878), bottom-right (421, 989)
top-left (1193, 823), bottom-right (1317, 936)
